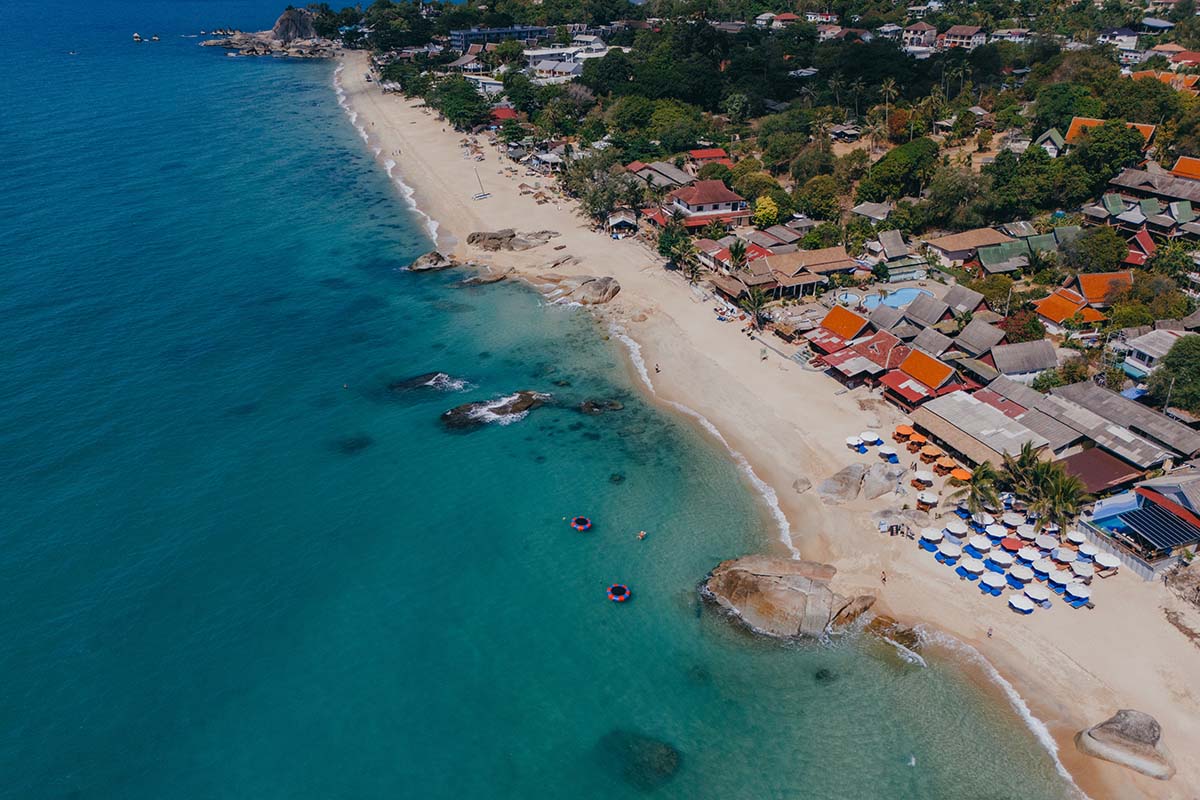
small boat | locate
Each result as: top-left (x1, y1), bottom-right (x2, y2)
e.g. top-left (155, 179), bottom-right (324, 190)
top-left (150, 35), bottom-right (160, 41)
top-left (132, 32), bottom-right (143, 42)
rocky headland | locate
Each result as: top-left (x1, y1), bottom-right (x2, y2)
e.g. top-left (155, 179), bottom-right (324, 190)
top-left (201, 8), bottom-right (336, 57)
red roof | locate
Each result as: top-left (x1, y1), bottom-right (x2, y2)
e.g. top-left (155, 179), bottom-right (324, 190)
top-left (490, 107), bottom-right (518, 121)
top-left (773, 12), bottom-right (800, 21)
top-left (1171, 50), bottom-right (1200, 65)
top-left (878, 370), bottom-right (958, 404)
top-left (670, 180), bottom-right (745, 206)
top-left (849, 330), bottom-right (909, 369)
top-left (625, 160), bottom-right (648, 173)
top-left (805, 327), bottom-right (849, 354)
top-left (1032, 288), bottom-right (1105, 325)
top-left (688, 148), bottom-right (728, 161)
top-left (819, 305), bottom-right (870, 340)
top-left (712, 242), bottom-right (771, 265)
top-left (1172, 155), bottom-right (1200, 180)
top-left (972, 389), bottom-right (1028, 418)
top-left (1074, 271), bottom-right (1134, 304)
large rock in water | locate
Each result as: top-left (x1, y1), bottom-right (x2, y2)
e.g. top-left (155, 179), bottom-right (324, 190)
top-left (271, 7), bottom-right (317, 43)
top-left (1075, 709), bottom-right (1176, 780)
top-left (702, 555), bottom-right (876, 638)
top-left (440, 391), bottom-right (548, 430)
top-left (408, 250), bottom-right (456, 272)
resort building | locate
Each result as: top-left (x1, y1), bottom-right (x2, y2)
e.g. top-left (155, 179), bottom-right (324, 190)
top-left (1032, 288), bottom-right (1106, 334)
top-left (923, 228), bottom-right (1014, 268)
top-left (820, 329), bottom-right (911, 387)
top-left (940, 25), bottom-right (986, 50)
top-left (903, 292), bottom-right (954, 328)
top-left (941, 285), bottom-right (987, 317)
top-left (1051, 382), bottom-right (1200, 469)
top-left (658, 181), bottom-right (749, 229)
top-left (1088, 471), bottom-right (1200, 575)
top-left (806, 305), bottom-right (872, 355)
top-left (902, 21), bottom-right (937, 48)
top-left (1119, 329), bottom-right (1196, 379)
top-left (986, 339), bottom-right (1060, 384)
top-left (951, 317), bottom-right (1007, 357)
top-left (1064, 117), bottom-right (1156, 150)
top-left (449, 25), bottom-right (548, 51)
top-left (911, 391), bottom-right (1049, 467)
top-left (878, 349), bottom-right (965, 411)
top-left (626, 160), bottom-right (695, 189)
top-left (1065, 271), bottom-right (1133, 308)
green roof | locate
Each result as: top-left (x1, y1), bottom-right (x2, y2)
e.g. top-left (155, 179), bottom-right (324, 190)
top-left (1035, 128), bottom-right (1065, 150)
top-left (1140, 197), bottom-right (1162, 217)
top-left (1027, 233), bottom-right (1058, 254)
top-left (1171, 201), bottom-right (1195, 224)
top-left (978, 239), bottom-right (1031, 266)
top-left (1053, 225), bottom-right (1082, 245)
top-left (1102, 193), bottom-right (1126, 216)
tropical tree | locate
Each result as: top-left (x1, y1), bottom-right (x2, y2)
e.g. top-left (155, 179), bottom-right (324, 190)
top-left (949, 461), bottom-right (1003, 515)
top-left (728, 239), bottom-right (748, 272)
top-left (739, 287), bottom-right (769, 329)
top-left (1028, 467), bottom-right (1091, 532)
top-left (879, 79), bottom-right (899, 133)
top-left (1001, 442), bottom-right (1041, 499)
top-left (850, 78), bottom-right (866, 120)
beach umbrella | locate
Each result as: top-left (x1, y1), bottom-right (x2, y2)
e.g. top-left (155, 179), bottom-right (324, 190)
top-left (938, 542), bottom-right (962, 558)
top-left (1032, 558), bottom-right (1055, 573)
top-left (980, 572), bottom-right (1006, 589)
top-left (1016, 524), bottom-right (1036, 540)
top-left (1047, 569), bottom-right (1067, 585)
top-left (1034, 534), bottom-right (1058, 551)
top-left (1052, 548), bottom-right (1077, 563)
top-left (960, 556), bottom-right (985, 573)
top-left (1009, 594), bottom-right (1035, 613)
top-left (1024, 583), bottom-right (1051, 602)
top-left (945, 520), bottom-right (968, 536)
top-left (1079, 542), bottom-right (1099, 558)
top-left (1071, 561), bottom-right (1095, 578)
top-left (909, 433), bottom-right (927, 444)
top-left (972, 512), bottom-right (995, 526)
top-left (1002, 511), bottom-right (1024, 527)
top-left (1065, 582), bottom-right (1091, 599)
top-left (920, 444), bottom-right (943, 457)
top-left (986, 524), bottom-right (1007, 539)
top-left (845, 436), bottom-right (863, 447)
top-left (895, 424), bottom-right (914, 438)
top-left (949, 467), bottom-right (972, 482)
top-left (936, 456), bottom-right (957, 469)
top-left (1042, 523), bottom-right (1059, 533)
top-left (921, 527), bottom-right (944, 542)
top-left (1065, 529), bottom-right (1086, 545)
top-left (878, 445), bottom-right (897, 457)
top-left (914, 470), bottom-right (935, 484)
top-left (991, 550), bottom-right (1015, 565)
top-left (1009, 564), bottom-right (1034, 582)
top-left (1095, 552), bottom-right (1121, 570)
top-left (968, 535), bottom-right (992, 552)
top-left (1017, 546), bottom-right (1040, 562)
top-left (917, 491), bottom-right (938, 505)
top-left (860, 430), bottom-right (879, 444)
top-left (999, 536), bottom-right (1023, 552)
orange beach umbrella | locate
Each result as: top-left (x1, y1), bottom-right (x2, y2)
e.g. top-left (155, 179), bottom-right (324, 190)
top-left (920, 444), bottom-right (942, 457)
top-left (895, 424), bottom-right (914, 436)
top-left (936, 456), bottom-right (957, 469)
top-left (949, 467), bottom-right (973, 482)
top-left (908, 433), bottom-right (927, 444)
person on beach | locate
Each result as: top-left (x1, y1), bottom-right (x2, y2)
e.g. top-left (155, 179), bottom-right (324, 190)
top-left (881, 571), bottom-right (887, 585)
top-left (654, 364), bottom-right (661, 374)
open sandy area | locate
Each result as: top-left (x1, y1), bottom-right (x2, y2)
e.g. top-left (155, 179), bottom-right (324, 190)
top-left (339, 51), bottom-right (1200, 798)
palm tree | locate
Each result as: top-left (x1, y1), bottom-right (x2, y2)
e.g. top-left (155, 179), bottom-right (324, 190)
top-left (879, 78), bottom-right (899, 132)
top-left (728, 239), bottom-right (748, 272)
top-left (949, 461), bottom-right (1003, 515)
top-left (1028, 467), bottom-right (1091, 532)
top-left (1001, 441), bottom-right (1041, 499)
top-left (850, 78), bottom-right (865, 120)
top-left (739, 287), bottom-right (769, 329)
top-left (865, 119), bottom-right (886, 154)
top-left (798, 85), bottom-right (817, 109)
top-left (673, 239), bottom-right (700, 282)
top-left (829, 76), bottom-right (845, 114)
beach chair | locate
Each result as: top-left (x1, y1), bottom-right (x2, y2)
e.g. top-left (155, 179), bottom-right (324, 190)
top-left (986, 561), bottom-right (1006, 574)
top-left (954, 566), bottom-right (977, 581)
top-left (1006, 574), bottom-right (1026, 589)
top-left (919, 539), bottom-right (937, 552)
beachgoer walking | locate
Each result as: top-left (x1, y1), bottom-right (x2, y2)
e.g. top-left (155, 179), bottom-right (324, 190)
top-left (987, 627), bottom-right (993, 638)
top-left (881, 571), bottom-right (887, 585)
top-left (654, 364), bottom-right (661, 374)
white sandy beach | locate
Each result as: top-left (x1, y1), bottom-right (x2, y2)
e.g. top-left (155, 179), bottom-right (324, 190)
top-left (338, 51), bottom-right (1200, 798)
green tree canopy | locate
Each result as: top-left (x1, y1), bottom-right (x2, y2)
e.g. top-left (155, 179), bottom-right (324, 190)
top-left (1148, 335), bottom-right (1200, 414)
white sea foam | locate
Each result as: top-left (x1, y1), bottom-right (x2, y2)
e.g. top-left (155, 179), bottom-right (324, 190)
top-left (424, 372), bottom-right (469, 392)
top-left (466, 392), bottom-right (551, 425)
top-left (919, 627), bottom-right (1092, 799)
top-left (333, 64), bottom-right (439, 243)
top-left (881, 635), bottom-right (927, 667)
top-left (609, 324), bottom-right (798, 557)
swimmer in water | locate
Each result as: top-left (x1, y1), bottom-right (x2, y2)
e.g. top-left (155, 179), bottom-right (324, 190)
top-left (637, 531), bottom-right (647, 540)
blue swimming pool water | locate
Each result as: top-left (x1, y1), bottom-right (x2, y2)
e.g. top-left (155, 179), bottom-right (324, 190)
top-left (862, 288), bottom-right (934, 309)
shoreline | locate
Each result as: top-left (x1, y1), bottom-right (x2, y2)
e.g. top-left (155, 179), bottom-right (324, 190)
top-left (335, 51), bottom-right (1200, 799)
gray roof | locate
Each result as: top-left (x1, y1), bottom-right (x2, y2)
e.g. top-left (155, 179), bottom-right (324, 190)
top-left (912, 327), bottom-right (953, 356)
top-left (1138, 469), bottom-right (1200, 512)
top-left (869, 304), bottom-right (905, 330)
top-left (764, 224), bottom-right (803, 244)
top-left (1127, 329), bottom-right (1196, 360)
top-left (942, 285), bottom-right (985, 316)
top-left (991, 340), bottom-right (1058, 375)
top-left (1013, 408), bottom-right (1084, 452)
top-left (878, 229), bottom-right (909, 260)
top-left (1001, 220), bottom-right (1038, 238)
top-left (890, 321), bottom-right (923, 341)
top-left (954, 318), bottom-right (1006, 356)
top-left (914, 391), bottom-right (1049, 465)
top-left (904, 293), bottom-right (951, 327)
top-left (1052, 382), bottom-right (1200, 458)
top-left (852, 201), bottom-right (893, 220)
top-left (1110, 168), bottom-right (1200, 204)
top-left (635, 161), bottom-right (694, 187)
top-left (987, 376), bottom-right (1046, 407)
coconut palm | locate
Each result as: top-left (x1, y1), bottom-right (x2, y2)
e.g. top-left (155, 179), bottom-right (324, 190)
top-left (739, 286), bottom-right (769, 329)
top-left (849, 78), bottom-right (865, 120)
top-left (1028, 467), bottom-right (1091, 532)
top-left (879, 78), bottom-right (899, 132)
top-left (1001, 441), bottom-right (1041, 499)
top-left (949, 461), bottom-right (1003, 515)
top-left (828, 76), bottom-right (845, 114)
top-left (728, 239), bottom-right (748, 272)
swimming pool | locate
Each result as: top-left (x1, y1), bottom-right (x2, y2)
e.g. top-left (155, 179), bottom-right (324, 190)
top-left (836, 288), bottom-right (933, 310)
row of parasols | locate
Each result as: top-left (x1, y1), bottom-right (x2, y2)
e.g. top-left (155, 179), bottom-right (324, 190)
top-left (918, 518), bottom-right (1118, 614)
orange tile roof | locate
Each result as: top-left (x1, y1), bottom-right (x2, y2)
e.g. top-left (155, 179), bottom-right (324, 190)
top-left (1074, 271), bottom-right (1134, 305)
top-left (1063, 117), bottom-right (1155, 147)
top-left (1173, 155), bottom-right (1200, 180)
top-left (1032, 289), bottom-right (1087, 325)
top-left (899, 349), bottom-right (954, 390)
top-left (819, 305), bottom-right (870, 340)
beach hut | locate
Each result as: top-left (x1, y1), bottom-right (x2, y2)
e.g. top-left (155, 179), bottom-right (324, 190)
top-left (1065, 529), bottom-right (1086, 545)
top-left (860, 430), bottom-right (880, 445)
top-left (1024, 583), bottom-right (1051, 604)
top-left (894, 424), bottom-right (914, 442)
top-left (1001, 511), bottom-right (1024, 527)
top-left (1034, 534), bottom-right (1058, 551)
top-left (1052, 547), bottom-right (1077, 564)
top-left (920, 527), bottom-right (944, 551)
top-left (1009, 594), bottom-right (1035, 614)
top-left (1016, 524), bottom-right (1036, 540)
top-left (937, 541), bottom-right (962, 564)
top-left (1017, 546), bottom-right (1040, 563)
top-left (916, 491), bottom-right (938, 511)
top-left (980, 572), bottom-right (1006, 595)
top-left (1071, 561), bottom-right (1095, 579)
top-left (949, 467), bottom-right (972, 483)
top-left (944, 519), bottom-right (968, 537)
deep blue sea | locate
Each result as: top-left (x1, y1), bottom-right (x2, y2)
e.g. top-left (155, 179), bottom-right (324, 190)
top-left (0, 2), bottom-right (1078, 797)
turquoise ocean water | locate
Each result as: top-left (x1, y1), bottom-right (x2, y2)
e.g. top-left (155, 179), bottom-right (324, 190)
top-left (0, 2), bottom-right (1078, 797)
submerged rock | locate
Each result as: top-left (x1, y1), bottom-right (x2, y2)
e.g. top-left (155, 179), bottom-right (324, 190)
top-left (595, 729), bottom-right (682, 791)
top-left (387, 371), bottom-right (466, 394)
top-left (331, 434), bottom-right (373, 455)
top-left (579, 399), bottom-right (625, 414)
top-left (813, 667), bottom-right (838, 684)
top-left (1076, 710), bottom-right (1176, 780)
top-left (701, 555), bottom-right (876, 638)
top-left (440, 391), bottom-right (549, 430)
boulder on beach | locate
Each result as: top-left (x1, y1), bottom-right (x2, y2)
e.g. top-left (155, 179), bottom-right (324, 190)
top-left (466, 229), bottom-right (560, 252)
top-left (440, 391), bottom-right (549, 430)
top-left (701, 555), bottom-right (876, 638)
top-left (792, 477), bottom-right (812, 494)
top-left (1075, 710), bottom-right (1176, 780)
top-left (595, 729), bottom-right (682, 791)
top-left (408, 251), bottom-right (456, 272)
top-left (817, 463), bottom-right (866, 504)
top-left (862, 462), bottom-right (906, 500)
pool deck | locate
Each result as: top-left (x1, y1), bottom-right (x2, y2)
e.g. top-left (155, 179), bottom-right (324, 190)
top-left (822, 278), bottom-right (950, 310)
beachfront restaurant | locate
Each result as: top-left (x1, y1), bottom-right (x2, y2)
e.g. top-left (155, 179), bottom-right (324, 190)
top-left (1087, 485), bottom-right (1200, 571)
top-left (909, 391), bottom-right (1050, 467)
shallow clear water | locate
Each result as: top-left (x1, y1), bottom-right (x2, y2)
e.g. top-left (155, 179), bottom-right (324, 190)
top-left (0, 2), bottom-right (1076, 798)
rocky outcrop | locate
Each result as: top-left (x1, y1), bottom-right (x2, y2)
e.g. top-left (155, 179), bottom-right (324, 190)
top-left (455, 269), bottom-right (509, 287)
top-left (792, 477), bottom-right (812, 494)
top-left (440, 391), bottom-right (549, 430)
top-left (466, 229), bottom-right (559, 251)
top-left (536, 273), bottom-right (621, 305)
top-left (201, 8), bottom-right (335, 57)
top-left (408, 251), bottom-right (456, 272)
top-left (701, 555), bottom-right (876, 638)
top-left (1076, 710), bottom-right (1176, 780)
top-left (817, 463), bottom-right (866, 504)
top-left (862, 462), bottom-right (906, 500)
top-left (579, 399), bottom-right (624, 414)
